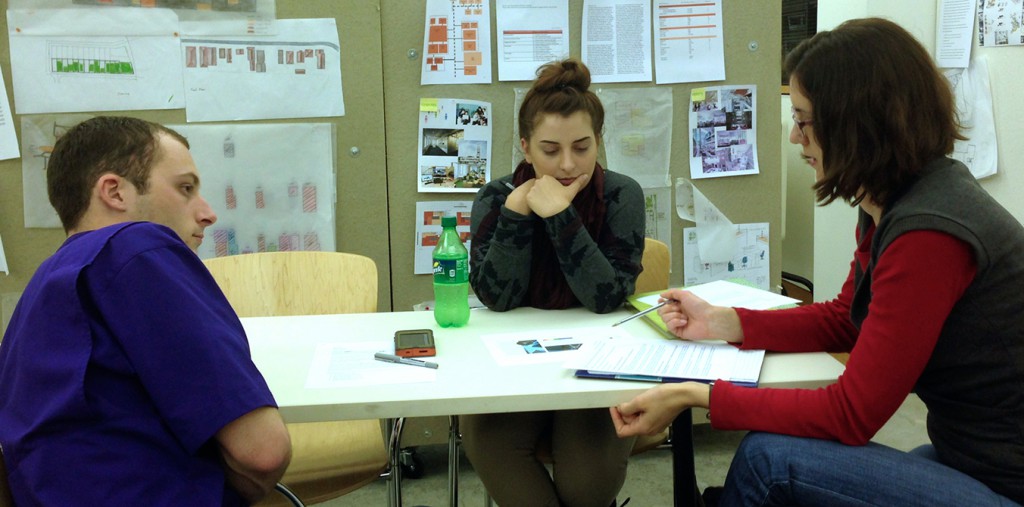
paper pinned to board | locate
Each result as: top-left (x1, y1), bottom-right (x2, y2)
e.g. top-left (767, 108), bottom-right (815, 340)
top-left (675, 177), bottom-right (735, 263)
top-left (0, 235), bottom-right (9, 275)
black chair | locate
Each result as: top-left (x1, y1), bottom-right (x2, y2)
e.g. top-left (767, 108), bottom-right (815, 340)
top-left (780, 271), bottom-right (813, 305)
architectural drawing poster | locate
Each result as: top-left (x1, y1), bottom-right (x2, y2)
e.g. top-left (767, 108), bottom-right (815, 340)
top-left (683, 222), bottom-right (769, 290)
top-left (598, 87), bottom-right (673, 189)
top-left (978, 0), bottom-right (1024, 46)
top-left (417, 98), bottom-right (492, 193)
top-left (688, 85), bottom-right (758, 179)
top-left (414, 201), bottom-right (473, 275)
top-left (20, 114), bottom-right (94, 228)
top-left (170, 123), bottom-right (337, 260)
top-left (7, 7), bottom-right (184, 114)
top-left (181, 18), bottom-right (344, 121)
top-left (421, 0), bottom-right (492, 85)
top-left (945, 56), bottom-right (997, 179)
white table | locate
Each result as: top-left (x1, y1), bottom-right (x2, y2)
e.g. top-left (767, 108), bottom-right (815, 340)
top-left (243, 307), bottom-right (845, 506)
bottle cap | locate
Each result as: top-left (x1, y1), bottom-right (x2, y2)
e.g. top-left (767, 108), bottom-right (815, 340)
top-left (441, 216), bottom-right (457, 227)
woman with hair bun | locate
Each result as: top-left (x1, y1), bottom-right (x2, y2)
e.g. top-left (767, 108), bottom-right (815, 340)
top-left (462, 59), bottom-right (645, 506)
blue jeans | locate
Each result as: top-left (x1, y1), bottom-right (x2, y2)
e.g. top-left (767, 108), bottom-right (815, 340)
top-left (719, 432), bottom-right (1021, 506)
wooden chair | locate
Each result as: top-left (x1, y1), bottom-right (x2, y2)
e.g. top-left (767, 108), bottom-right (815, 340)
top-left (203, 251), bottom-right (388, 507)
top-left (635, 237), bottom-right (671, 295)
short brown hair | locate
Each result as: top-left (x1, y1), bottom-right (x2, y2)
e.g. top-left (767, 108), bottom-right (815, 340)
top-left (47, 116), bottom-right (189, 232)
top-left (518, 59), bottom-right (604, 144)
top-left (784, 18), bottom-right (964, 207)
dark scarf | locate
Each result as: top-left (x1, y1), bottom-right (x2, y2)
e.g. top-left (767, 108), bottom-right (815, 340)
top-left (512, 161), bottom-right (608, 309)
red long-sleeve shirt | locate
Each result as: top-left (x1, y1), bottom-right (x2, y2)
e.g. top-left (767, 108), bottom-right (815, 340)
top-left (710, 226), bottom-right (976, 445)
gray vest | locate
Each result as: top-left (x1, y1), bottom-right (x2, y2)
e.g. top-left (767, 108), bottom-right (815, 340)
top-left (851, 158), bottom-right (1024, 502)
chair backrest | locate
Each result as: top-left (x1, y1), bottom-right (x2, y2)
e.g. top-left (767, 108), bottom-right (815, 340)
top-left (634, 238), bottom-right (670, 294)
top-left (202, 251), bottom-right (378, 317)
top-left (0, 446), bottom-right (14, 507)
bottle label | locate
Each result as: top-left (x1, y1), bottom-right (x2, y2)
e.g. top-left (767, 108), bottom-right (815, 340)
top-left (433, 258), bottom-right (468, 284)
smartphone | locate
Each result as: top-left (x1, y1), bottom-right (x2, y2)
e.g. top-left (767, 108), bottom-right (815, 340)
top-left (394, 329), bottom-right (436, 358)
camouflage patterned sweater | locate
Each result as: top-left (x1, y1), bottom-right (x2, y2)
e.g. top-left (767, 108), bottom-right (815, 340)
top-left (469, 170), bottom-right (645, 314)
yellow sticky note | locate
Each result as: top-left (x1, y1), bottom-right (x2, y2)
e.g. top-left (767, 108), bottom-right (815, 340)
top-left (690, 88), bottom-right (706, 102)
top-left (420, 98), bottom-right (439, 112)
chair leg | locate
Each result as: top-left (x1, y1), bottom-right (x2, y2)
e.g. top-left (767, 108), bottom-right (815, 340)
top-left (273, 483), bottom-right (305, 507)
top-left (448, 415), bottom-right (460, 506)
top-left (384, 417), bottom-right (406, 507)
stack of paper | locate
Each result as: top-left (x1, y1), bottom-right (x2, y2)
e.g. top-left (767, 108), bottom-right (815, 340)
top-left (568, 338), bottom-right (764, 386)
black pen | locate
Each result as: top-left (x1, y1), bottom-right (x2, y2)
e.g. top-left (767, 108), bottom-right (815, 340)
top-left (374, 352), bottom-right (439, 369)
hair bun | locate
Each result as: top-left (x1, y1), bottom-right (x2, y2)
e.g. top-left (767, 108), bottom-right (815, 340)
top-left (536, 58), bottom-right (591, 93)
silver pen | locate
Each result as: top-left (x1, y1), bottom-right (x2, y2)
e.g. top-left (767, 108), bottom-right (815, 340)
top-left (374, 352), bottom-right (439, 369)
top-left (611, 299), bottom-right (675, 327)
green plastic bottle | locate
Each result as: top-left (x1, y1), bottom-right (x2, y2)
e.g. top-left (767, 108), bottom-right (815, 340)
top-left (432, 216), bottom-right (470, 327)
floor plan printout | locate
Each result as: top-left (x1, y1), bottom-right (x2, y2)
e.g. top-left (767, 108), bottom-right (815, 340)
top-left (181, 18), bottom-right (344, 121)
top-left (421, 0), bottom-right (493, 85)
top-left (7, 7), bottom-right (184, 114)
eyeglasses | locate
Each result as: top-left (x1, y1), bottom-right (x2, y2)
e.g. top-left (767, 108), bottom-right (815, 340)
top-left (791, 109), bottom-right (813, 139)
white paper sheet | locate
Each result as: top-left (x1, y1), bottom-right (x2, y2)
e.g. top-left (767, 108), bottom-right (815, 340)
top-left (688, 85), bottom-right (758, 179)
top-left (635, 279), bottom-right (797, 310)
top-left (598, 87), bottom-right (673, 188)
top-left (935, 0), bottom-right (975, 69)
top-left (169, 123), bottom-right (337, 259)
top-left (417, 98), bottom-right (493, 193)
top-left (7, 7), bottom-right (185, 114)
top-left (653, 0), bottom-right (725, 84)
top-left (496, 0), bottom-right (570, 82)
top-left (306, 341), bottom-right (436, 389)
top-left (582, 0), bottom-right (653, 84)
top-left (0, 235), bottom-right (8, 275)
top-left (421, 0), bottom-right (493, 85)
top-left (481, 326), bottom-right (629, 366)
top-left (414, 201), bottom-right (473, 275)
top-left (0, 70), bottom-right (19, 161)
top-left (181, 18), bottom-right (344, 122)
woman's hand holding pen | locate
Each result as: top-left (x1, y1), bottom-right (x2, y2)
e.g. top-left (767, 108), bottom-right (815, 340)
top-left (657, 289), bottom-right (745, 344)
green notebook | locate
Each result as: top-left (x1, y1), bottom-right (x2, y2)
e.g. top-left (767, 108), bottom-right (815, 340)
top-left (625, 289), bottom-right (675, 337)
top-left (624, 280), bottom-right (800, 338)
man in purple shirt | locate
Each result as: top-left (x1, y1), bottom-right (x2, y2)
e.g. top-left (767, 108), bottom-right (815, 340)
top-left (0, 117), bottom-right (291, 506)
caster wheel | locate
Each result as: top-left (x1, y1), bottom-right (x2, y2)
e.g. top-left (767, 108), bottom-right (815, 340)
top-left (400, 449), bottom-right (425, 479)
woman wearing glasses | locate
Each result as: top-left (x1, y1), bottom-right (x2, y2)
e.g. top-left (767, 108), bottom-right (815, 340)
top-left (611, 17), bottom-right (1024, 506)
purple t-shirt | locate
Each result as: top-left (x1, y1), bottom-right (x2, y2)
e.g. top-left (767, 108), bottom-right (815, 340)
top-left (0, 222), bottom-right (277, 506)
